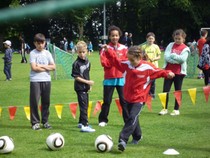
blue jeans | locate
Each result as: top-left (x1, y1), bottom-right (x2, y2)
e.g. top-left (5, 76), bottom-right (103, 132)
top-left (4, 63), bottom-right (12, 79)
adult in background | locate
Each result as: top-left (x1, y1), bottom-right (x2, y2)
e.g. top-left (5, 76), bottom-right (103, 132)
top-left (121, 32), bottom-right (129, 47)
top-left (127, 33), bottom-right (133, 47)
top-left (19, 34), bottom-right (27, 63)
top-left (197, 29), bottom-right (208, 79)
top-left (159, 29), bottom-right (190, 116)
top-left (98, 25), bottom-right (128, 127)
top-left (198, 37), bottom-right (210, 85)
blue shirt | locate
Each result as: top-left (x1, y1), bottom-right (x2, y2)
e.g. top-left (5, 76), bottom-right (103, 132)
top-left (103, 78), bottom-right (124, 86)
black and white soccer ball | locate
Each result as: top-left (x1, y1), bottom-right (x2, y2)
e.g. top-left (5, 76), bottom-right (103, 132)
top-left (0, 136), bottom-right (14, 154)
top-left (46, 133), bottom-right (65, 150)
top-left (95, 134), bottom-right (113, 152)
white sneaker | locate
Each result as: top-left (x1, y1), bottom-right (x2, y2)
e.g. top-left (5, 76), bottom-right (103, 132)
top-left (159, 109), bottom-right (168, 115)
top-left (98, 122), bottom-right (107, 127)
top-left (80, 125), bottom-right (95, 132)
top-left (170, 110), bottom-right (180, 116)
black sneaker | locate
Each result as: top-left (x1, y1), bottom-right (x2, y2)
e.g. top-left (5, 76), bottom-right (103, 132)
top-left (118, 139), bottom-right (126, 152)
top-left (43, 122), bottom-right (52, 129)
top-left (32, 123), bottom-right (41, 130)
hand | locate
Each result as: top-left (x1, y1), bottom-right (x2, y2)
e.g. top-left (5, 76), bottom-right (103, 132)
top-left (100, 44), bottom-right (108, 51)
top-left (167, 72), bottom-right (175, 79)
top-left (88, 80), bottom-right (94, 86)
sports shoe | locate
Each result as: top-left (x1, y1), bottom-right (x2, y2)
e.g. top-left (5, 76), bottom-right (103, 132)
top-left (159, 109), bottom-right (168, 115)
top-left (118, 139), bottom-right (126, 152)
top-left (32, 123), bottom-right (41, 130)
top-left (80, 125), bottom-right (95, 132)
top-left (77, 123), bottom-right (83, 128)
top-left (131, 136), bottom-right (143, 145)
top-left (43, 122), bottom-right (52, 129)
top-left (170, 110), bottom-right (180, 116)
top-left (98, 122), bottom-right (107, 127)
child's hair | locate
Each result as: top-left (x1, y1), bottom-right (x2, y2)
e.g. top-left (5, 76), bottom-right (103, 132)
top-left (172, 29), bottom-right (187, 39)
top-left (76, 41), bottom-right (87, 49)
top-left (200, 29), bottom-right (208, 37)
top-left (128, 46), bottom-right (147, 60)
top-left (34, 33), bottom-right (46, 42)
top-left (108, 25), bottom-right (122, 37)
top-left (146, 32), bottom-right (155, 38)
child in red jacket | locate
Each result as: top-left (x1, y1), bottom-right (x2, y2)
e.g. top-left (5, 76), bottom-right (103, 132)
top-left (98, 25), bottom-right (128, 127)
top-left (102, 45), bottom-right (175, 152)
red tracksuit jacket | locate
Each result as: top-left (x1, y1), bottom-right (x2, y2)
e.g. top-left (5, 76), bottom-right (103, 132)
top-left (100, 43), bottom-right (127, 79)
top-left (105, 48), bottom-right (172, 103)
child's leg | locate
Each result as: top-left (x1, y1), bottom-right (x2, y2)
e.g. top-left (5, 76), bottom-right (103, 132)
top-left (98, 86), bottom-right (115, 123)
top-left (77, 91), bottom-right (89, 126)
top-left (116, 86), bottom-right (129, 123)
top-left (41, 82), bottom-right (51, 124)
top-left (173, 75), bottom-right (185, 110)
top-left (163, 78), bottom-right (173, 109)
top-left (4, 64), bottom-right (10, 80)
top-left (30, 82), bottom-right (41, 125)
top-left (118, 102), bottom-right (144, 143)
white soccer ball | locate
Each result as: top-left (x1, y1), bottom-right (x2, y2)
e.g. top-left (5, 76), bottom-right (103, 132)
top-left (95, 134), bottom-right (113, 152)
top-left (46, 133), bottom-right (65, 150)
top-left (0, 136), bottom-right (14, 154)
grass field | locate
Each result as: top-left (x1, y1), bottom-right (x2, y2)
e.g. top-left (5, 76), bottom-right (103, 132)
top-left (0, 51), bottom-right (210, 158)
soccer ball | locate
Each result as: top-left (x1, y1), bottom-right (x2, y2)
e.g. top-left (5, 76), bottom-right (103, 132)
top-left (0, 136), bottom-right (14, 154)
top-left (46, 133), bottom-right (65, 150)
top-left (95, 134), bottom-right (113, 152)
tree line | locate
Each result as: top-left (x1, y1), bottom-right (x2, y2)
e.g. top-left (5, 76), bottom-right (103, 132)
top-left (0, 0), bottom-right (210, 50)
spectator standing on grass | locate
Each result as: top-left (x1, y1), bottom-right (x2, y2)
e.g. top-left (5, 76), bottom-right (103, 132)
top-left (140, 32), bottom-right (161, 99)
top-left (100, 45), bottom-right (174, 152)
top-left (159, 29), bottom-right (190, 116)
top-left (71, 41), bottom-right (95, 133)
top-left (197, 37), bottom-right (210, 85)
top-left (2, 40), bottom-right (13, 81)
top-left (197, 29), bottom-right (208, 79)
top-left (88, 41), bottom-right (93, 55)
top-left (98, 25), bottom-right (128, 127)
top-left (29, 33), bottom-right (56, 130)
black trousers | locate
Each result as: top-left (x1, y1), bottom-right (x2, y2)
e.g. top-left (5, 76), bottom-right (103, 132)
top-left (98, 85), bottom-right (128, 123)
top-left (119, 102), bottom-right (144, 143)
top-left (163, 75), bottom-right (185, 110)
top-left (203, 68), bottom-right (210, 86)
top-left (30, 82), bottom-right (51, 125)
top-left (76, 91), bottom-right (89, 126)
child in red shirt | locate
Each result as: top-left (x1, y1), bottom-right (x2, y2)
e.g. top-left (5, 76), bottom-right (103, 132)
top-left (102, 45), bottom-right (174, 152)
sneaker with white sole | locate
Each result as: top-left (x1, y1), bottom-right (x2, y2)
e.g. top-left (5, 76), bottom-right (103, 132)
top-left (170, 110), bottom-right (180, 116)
top-left (32, 123), bottom-right (41, 130)
top-left (159, 109), bottom-right (168, 115)
top-left (118, 139), bottom-right (126, 152)
top-left (80, 125), bottom-right (95, 132)
top-left (98, 122), bottom-right (107, 127)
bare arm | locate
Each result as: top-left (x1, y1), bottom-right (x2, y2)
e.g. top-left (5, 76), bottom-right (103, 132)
top-left (31, 62), bottom-right (56, 72)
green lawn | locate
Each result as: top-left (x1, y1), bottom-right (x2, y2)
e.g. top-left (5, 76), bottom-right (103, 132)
top-left (0, 51), bottom-right (209, 158)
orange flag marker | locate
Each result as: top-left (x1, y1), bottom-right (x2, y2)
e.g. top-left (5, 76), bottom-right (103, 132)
top-left (173, 90), bottom-right (182, 107)
top-left (115, 98), bottom-right (122, 116)
top-left (203, 86), bottom-right (210, 103)
top-left (69, 102), bottom-right (78, 119)
top-left (8, 106), bottom-right (17, 120)
top-left (93, 101), bottom-right (102, 116)
top-left (145, 95), bottom-right (152, 111)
